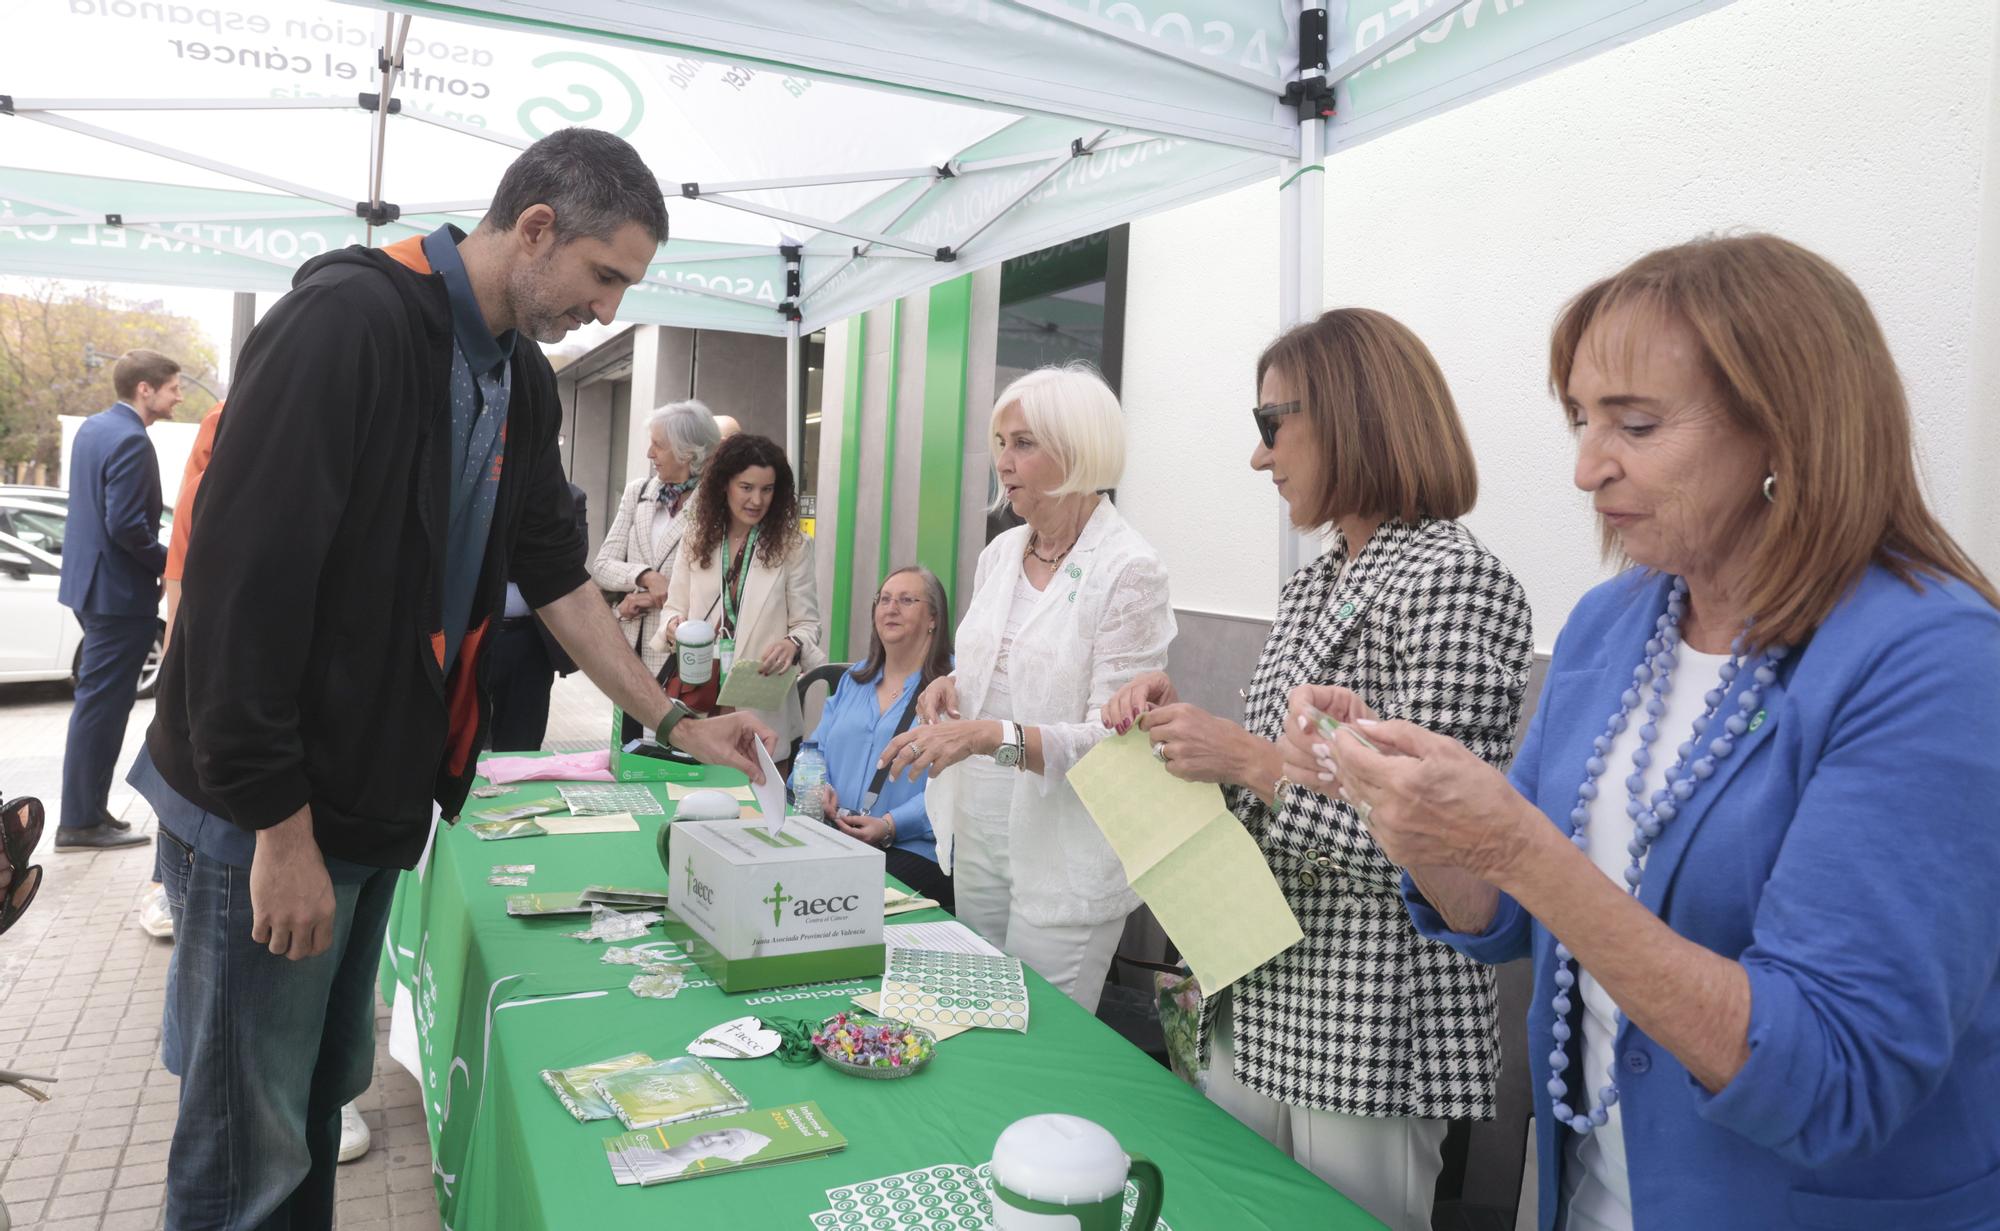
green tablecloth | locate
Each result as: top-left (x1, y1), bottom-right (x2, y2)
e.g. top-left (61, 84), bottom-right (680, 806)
top-left (377, 760), bottom-right (1380, 1229)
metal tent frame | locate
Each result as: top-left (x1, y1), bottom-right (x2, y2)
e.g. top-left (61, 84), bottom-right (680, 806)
top-left (2, 0), bottom-right (1731, 578)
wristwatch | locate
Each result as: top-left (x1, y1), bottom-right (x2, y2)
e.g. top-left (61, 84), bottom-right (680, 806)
top-left (880, 811), bottom-right (897, 850)
top-left (657, 698), bottom-right (696, 747)
top-left (993, 720), bottom-right (1024, 769)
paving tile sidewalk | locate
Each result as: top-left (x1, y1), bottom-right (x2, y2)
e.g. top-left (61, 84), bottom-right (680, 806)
top-left (0, 673), bottom-right (618, 1230)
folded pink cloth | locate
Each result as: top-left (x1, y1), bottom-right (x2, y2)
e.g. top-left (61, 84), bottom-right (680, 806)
top-left (480, 749), bottom-right (614, 784)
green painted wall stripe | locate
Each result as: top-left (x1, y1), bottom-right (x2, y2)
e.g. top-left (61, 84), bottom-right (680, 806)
top-left (875, 300), bottom-right (903, 588)
top-left (829, 314), bottom-right (868, 662)
top-left (918, 277), bottom-right (973, 611)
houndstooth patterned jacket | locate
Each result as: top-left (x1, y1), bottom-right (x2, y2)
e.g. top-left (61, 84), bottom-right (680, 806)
top-left (1199, 517), bottom-right (1533, 1120)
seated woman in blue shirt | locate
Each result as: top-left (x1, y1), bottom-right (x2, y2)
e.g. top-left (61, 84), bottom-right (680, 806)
top-left (798, 565), bottom-right (955, 911)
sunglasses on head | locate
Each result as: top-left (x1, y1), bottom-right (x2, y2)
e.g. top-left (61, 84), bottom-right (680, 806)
top-left (1251, 400), bottom-right (1303, 448)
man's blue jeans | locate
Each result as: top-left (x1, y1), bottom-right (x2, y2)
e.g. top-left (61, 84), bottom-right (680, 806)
top-left (155, 827), bottom-right (398, 1231)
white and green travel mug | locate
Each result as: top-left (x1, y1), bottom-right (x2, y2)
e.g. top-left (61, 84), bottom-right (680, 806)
top-left (677, 618), bottom-right (716, 685)
top-left (990, 1114), bottom-right (1164, 1231)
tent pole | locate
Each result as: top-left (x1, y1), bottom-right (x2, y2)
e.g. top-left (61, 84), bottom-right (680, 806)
top-left (1277, 5), bottom-right (1330, 584)
top-left (230, 292), bottom-right (256, 384)
top-left (785, 317), bottom-right (804, 477)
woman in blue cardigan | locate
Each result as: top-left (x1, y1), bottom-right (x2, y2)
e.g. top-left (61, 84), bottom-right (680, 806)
top-left (794, 565), bottom-right (955, 911)
top-left (1279, 234), bottom-right (2000, 1230)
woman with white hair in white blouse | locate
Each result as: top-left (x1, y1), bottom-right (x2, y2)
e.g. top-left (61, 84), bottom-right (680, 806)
top-left (882, 364), bottom-right (1176, 1012)
top-left (592, 399), bottom-right (723, 678)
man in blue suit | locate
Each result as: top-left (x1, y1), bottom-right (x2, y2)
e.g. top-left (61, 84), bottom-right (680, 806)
top-left (57, 349), bottom-right (180, 850)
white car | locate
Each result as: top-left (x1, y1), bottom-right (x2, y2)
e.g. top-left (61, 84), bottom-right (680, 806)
top-left (0, 491), bottom-right (170, 698)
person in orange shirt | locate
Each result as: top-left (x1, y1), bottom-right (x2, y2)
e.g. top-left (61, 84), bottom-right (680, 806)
top-left (159, 401), bottom-right (222, 657)
top-left (133, 401), bottom-right (221, 941)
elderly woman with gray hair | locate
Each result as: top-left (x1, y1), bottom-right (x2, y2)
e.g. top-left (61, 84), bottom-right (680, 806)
top-left (592, 399), bottom-right (723, 676)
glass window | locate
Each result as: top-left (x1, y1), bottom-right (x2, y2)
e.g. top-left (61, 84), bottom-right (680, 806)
top-left (2, 507), bottom-right (65, 556)
top-left (987, 226), bottom-right (1128, 542)
top-left (798, 329), bottom-right (827, 535)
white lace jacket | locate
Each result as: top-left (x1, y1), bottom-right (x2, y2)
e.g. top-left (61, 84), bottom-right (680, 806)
top-left (925, 498), bottom-right (1176, 926)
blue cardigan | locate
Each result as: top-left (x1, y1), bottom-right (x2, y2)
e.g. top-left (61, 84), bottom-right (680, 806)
top-left (1407, 565), bottom-right (2000, 1230)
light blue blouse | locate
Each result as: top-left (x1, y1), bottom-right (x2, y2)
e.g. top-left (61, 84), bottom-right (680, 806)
top-left (792, 667), bottom-right (935, 864)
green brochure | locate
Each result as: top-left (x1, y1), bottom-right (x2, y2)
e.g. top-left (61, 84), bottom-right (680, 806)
top-left (540, 1051), bottom-right (655, 1123)
top-left (590, 1055), bottom-right (748, 1131)
top-left (470, 801), bottom-right (565, 823)
top-left (580, 885), bottom-right (673, 908)
top-left (603, 1101), bottom-right (846, 1186)
top-left (505, 892), bottom-right (596, 917)
top-left (1069, 728), bottom-right (1303, 994)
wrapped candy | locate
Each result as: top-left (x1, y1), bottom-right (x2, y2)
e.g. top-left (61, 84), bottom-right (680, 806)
top-left (810, 1012), bottom-right (935, 1073)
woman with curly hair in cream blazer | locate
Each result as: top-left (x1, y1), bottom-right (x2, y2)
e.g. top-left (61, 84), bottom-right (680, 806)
top-left (653, 433), bottom-right (825, 757)
top-left (882, 364), bottom-right (1175, 1013)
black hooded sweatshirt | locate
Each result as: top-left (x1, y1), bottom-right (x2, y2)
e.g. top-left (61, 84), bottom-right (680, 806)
top-left (145, 234), bottom-right (587, 870)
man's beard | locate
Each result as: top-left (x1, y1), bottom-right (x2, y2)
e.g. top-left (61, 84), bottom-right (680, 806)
top-left (509, 261), bottom-right (580, 344)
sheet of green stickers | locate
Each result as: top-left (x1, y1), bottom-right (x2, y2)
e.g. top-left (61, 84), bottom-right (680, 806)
top-left (805, 1162), bottom-right (1173, 1230)
top-left (877, 947), bottom-right (1030, 1033)
top-left (555, 783), bottom-right (667, 816)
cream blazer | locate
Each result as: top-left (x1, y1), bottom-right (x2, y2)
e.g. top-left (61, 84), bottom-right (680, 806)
top-left (925, 498), bottom-right (1176, 926)
top-left (591, 475), bottom-right (691, 678)
top-left (654, 530), bottom-right (826, 749)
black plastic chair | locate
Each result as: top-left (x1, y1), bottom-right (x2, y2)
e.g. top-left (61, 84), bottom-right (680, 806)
top-left (796, 662), bottom-right (851, 712)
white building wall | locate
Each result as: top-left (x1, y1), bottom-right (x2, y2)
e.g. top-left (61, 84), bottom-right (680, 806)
top-left (1119, 0), bottom-right (2000, 648)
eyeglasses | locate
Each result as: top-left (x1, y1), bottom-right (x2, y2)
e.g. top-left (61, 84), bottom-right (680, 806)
top-left (874, 594), bottom-right (928, 610)
top-left (1251, 400), bottom-right (1303, 448)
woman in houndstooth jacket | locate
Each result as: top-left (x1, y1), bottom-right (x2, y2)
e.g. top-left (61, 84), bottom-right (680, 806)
top-left (1105, 308), bottom-right (1532, 1231)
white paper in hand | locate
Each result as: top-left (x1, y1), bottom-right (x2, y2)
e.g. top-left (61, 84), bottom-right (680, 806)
top-left (752, 738), bottom-right (789, 835)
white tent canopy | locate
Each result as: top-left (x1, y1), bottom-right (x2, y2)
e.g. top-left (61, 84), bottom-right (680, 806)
top-left (4, 0), bottom-right (1731, 340)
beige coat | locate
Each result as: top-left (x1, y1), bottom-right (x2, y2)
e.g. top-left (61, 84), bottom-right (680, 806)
top-left (591, 476), bottom-right (692, 679)
top-left (655, 530), bottom-right (826, 749)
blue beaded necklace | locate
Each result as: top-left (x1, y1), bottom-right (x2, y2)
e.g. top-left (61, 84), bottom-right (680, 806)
top-left (1547, 575), bottom-right (1789, 1135)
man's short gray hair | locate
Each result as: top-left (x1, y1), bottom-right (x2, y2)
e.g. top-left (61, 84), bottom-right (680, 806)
top-left (483, 128), bottom-right (669, 246)
top-left (647, 400), bottom-right (723, 471)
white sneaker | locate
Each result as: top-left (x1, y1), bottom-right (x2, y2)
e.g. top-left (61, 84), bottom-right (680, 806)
top-left (338, 1102), bottom-right (372, 1163)
top-left (137, 883), bottom-right (174, 939)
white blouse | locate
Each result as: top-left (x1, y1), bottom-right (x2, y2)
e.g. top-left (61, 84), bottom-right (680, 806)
top-left (1563, 647), bottom-right (1730, 1231)
top-left (978, 571), bottom-right (1043, 724)
top-left (923, 498), bottom-right (1176, 927)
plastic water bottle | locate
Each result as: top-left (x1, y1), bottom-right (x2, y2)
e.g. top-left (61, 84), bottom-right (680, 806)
top-left (792, 741), bottom-right (827, 824)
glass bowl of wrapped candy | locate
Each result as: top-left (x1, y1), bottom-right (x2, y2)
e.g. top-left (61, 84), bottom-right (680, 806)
top-left (813, 1012), bottom-right (936, 1080)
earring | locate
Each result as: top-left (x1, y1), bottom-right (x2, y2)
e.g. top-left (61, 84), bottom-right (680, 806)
top-left (1762, 474), bottom-right (1776, 504)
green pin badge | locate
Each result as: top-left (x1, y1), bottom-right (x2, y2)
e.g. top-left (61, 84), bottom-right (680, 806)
top-left (1748, 709), bottom-right (1767, 733)
top-left (1336, 601), bottom-right (1357, 620)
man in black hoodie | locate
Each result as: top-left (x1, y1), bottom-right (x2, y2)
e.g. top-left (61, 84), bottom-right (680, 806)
top-left (132, 128), bottom-right (773, 1229)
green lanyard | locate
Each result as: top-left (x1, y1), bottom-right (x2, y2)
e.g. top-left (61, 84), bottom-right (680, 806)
top-left (719, 525), bottom-right (760, 633)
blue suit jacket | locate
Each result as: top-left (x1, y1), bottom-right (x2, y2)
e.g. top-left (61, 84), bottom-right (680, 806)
top-left (1408, 565), bottom-right (2000, 1229)
top-left (58, 403), bottom-right (167, 616)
